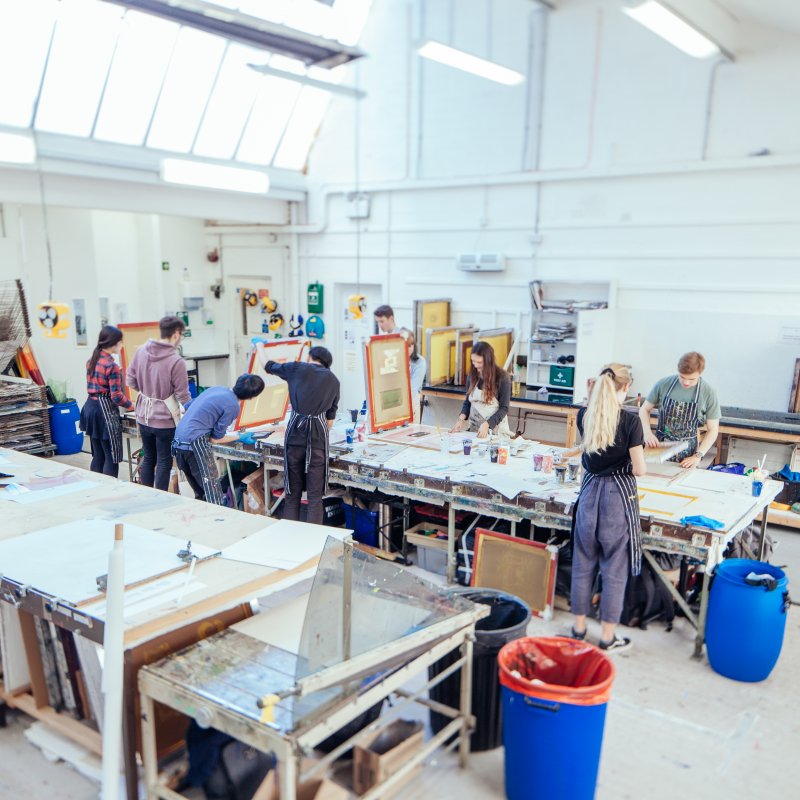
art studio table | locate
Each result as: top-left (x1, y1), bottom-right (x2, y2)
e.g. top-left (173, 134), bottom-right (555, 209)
top-left (0, 447), bottom-right (329, 800)
top-left (138, 540), bottom-right (488, 800)
top-left (211, 425), bottom-right (782, 658)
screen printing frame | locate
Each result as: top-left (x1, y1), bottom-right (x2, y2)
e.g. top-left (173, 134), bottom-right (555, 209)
top-left (119, 321), bottom-right (161, 404)
top-left (364, 333), bottom-right (414, 433)
top-left (235, 339), bottom-right (307, 430)
top-left (413, 298), bottom-right (451, 359)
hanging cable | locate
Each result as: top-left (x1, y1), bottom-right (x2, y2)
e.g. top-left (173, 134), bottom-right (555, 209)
top-left (354, 60), bottom-right (362, 294)
top-left (35, 137), bottom-right (55, 301)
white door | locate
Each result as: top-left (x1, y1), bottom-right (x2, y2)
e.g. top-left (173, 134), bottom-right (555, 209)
top-left (223, 247), bottom-right (287, 379)
top-left (333, 283), bottom-right (383, 413)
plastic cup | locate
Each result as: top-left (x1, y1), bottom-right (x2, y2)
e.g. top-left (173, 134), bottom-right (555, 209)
top-left (498, 445), bottom-right (509, 465)
top-left (752, 480), bottom-right (764, 498)
top-left (554, 464), bottom-right (567, 483)
top-left (490, 444), bottom-right (499, 463)
top-left (463, 438), bottom-right (472, 456)
top-left (346, 428), bottom-right (355, 444)
top-left (349, 409), bottom-right (359, 423)
top-left (533, 454), bottom-right (543, 471)
top-left (567, 460), bottom-right (580, 482)
top-left (542, 454), bottom-right (554, 474)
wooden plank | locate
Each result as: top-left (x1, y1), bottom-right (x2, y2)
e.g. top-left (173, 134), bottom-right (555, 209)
top-left (4, 690), bottom-right (103, 755)
top-left (17, 610), bottom-right (49, 709)
top-left (790, 358), bottom-right (800, 414)
top-left (768, 507), bottom-right (800, 530)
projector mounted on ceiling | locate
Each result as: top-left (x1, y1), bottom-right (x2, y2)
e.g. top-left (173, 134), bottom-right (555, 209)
top-left (456, 253), bottom-right (506, 272)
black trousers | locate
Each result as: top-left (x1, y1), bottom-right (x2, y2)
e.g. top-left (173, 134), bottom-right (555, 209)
top-left (139, 423), bottom-right (175, 491)
top-left (284, 445), bottom-right (327, 525)
top-left (175, 449), bottom-right (206, 501)
top-left (90, 436), bottom-right (118, 478)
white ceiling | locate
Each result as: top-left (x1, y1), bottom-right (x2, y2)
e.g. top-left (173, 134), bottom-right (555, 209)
top-left (714, 0), bottom-right (800, 34)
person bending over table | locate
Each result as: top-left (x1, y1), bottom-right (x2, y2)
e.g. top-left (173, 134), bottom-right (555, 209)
top-left (450, 341), bottom-right (511, 439)
top-left (638, 351), bottom-right (721, 469)
top-left (265, 346), bottom-right (340, 526)
top-left (172, 374), bottom-right (264, 505)
top-left (571, 363), bottom-right (646, 653)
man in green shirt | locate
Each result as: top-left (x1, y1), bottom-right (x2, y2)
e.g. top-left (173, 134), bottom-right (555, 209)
top-left (638, 351), bottom-right (721, 468)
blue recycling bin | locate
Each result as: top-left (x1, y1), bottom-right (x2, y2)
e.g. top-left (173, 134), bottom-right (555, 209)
top-left (499, 637), bottom-right (615, 800)
top-left (48, 400), bottom-right (84, 455)
top-left (705, 559), bottom-right (789, 682)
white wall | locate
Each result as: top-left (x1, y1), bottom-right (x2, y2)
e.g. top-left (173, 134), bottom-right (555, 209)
top-left (291, 0), bottom-right (800, 412)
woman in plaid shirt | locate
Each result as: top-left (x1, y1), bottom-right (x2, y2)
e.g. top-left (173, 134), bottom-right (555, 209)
top-left (79, 325), bottom-right (134, 477)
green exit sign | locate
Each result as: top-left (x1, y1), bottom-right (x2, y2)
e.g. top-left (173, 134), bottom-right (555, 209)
top-left (161, 261), bottom-right (170, 271)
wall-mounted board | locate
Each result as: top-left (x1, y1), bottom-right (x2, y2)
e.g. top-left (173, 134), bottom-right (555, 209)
top-left (365, 333), bottom-right (413, 433)
top-left (235, 339), bottom-right (307, 430)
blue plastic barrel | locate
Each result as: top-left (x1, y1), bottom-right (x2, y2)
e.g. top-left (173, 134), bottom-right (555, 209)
top-left (705, 559), bottom-right (789, 682)
top-left (48, 400), bottom-right (84, 455)
top-left (499, 637), bottom-right (614, 800)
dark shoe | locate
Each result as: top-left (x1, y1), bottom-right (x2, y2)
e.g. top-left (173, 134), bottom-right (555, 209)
top-left (569, 626), bottom-right (587, 641)
top-left (599, 635), bottom-right (632, 654)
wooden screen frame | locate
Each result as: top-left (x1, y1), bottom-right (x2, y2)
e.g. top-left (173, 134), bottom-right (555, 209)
top-left (119, 321), bottom-right (161, 403)
top-left (471, 528), bottom-right (557, 619)
top-left (234, 339), bottom-right (307, 430)
top-left (453, 328), bottom-right (476, 386)
top-left (413, 298), bottom-right (451, 358)
top-left (365, 333), bottom-right (414, 433)
top-left (474, 328), bottom-right (514, 371)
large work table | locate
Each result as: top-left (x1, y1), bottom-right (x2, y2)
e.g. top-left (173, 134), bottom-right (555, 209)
top-left (210, 423), bottom-right (782, 660)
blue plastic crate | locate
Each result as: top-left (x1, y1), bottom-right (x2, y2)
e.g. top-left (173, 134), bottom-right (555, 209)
top-left (343, 504), bottom-right (379, 547)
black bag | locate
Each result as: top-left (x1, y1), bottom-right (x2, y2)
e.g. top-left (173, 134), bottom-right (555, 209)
top-left (203, 740), bottom-right (275, 800)
top-left (619, 560), bottom-right (676, 631)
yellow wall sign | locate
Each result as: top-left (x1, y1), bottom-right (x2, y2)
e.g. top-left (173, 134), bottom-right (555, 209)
top-left (36, 302), bottom-right (70, 338)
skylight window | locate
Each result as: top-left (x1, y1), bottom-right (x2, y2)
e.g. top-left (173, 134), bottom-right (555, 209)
top-left (273, 86), bottom-right (332, 171)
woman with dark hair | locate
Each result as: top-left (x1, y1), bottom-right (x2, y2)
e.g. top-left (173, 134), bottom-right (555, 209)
top-left (79, 325), bottom-right (134, 477)
top-left (450, 341), bottom-right (511, 438)
top-left (399, 328), bottom-right (426, 423)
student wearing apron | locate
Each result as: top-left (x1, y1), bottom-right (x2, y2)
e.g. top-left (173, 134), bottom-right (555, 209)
top-left (638, 351), bottom-right (721, 468)
top-left (265, 346), bottom-right (340, 525)
top-left (450, 341), bottom-right (512, 438)
top-left (172, 375), bottom-right (264, 505)
top-left (126, 315), bottom-right (190, 491)
top-left (79, 326), bottom-right (134, 477)
top-left (570, 364), bottom-right (646, 653)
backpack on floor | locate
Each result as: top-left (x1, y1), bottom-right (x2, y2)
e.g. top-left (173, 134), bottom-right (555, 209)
top-left (619, 559), bottom-right (676, 632)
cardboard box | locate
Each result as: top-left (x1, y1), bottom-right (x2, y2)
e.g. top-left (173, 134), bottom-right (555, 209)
top-left (404, 523), bottom-right (462, 575)
top-left (353, 719), bottom-right (424, 796)
top-left (242, 470), bottom-right (266, 514)
top-left (254, 772), bottom-right (349, 800)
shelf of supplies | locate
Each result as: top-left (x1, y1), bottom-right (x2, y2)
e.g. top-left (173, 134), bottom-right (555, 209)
top-left (528, 360), bottom-right (577, 366)
top-left (526, 383), bottom-right (575, 392)
top-left (529, 339), bottom-right (577, 345)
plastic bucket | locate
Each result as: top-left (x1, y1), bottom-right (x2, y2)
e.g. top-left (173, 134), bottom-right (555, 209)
top-left (705, 559), bottom-right (789, 682)
top-left (429, 590), bottom-right (531, 751)
top-left (48, 400), bottom-right (84, 455)
top-left (498, 637), bottom-right (615, 800)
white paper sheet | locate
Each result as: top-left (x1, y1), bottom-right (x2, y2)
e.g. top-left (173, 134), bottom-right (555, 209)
top-left (220, 520), bottom-right (350, 569)
top-left (0, 520), bottom-right (218, 604)
top-left (0, 480), bottom-right (99, 504)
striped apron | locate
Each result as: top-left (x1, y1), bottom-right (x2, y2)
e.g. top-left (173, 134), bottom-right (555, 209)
top-left (283, 410), bottom-right (330, 496)
top-left (657, 376), bottom-right (702, 461)
top-left (96, 394), bottom-right (123, 464)
top-left (173, 435), bottom-right (225, 505)
top-left (577, 464), bottom-right (643, 577)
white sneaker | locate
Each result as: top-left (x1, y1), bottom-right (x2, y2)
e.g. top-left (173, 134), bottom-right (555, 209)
top-left (599, 635), bottom-right (632, 654)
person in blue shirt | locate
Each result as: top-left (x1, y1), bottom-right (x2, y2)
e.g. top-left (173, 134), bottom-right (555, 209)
top-left (172, 374), bottom-right (264, 505)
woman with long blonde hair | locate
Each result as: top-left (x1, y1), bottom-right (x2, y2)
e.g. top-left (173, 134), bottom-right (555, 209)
top-left (570, 363), bottom-right (646, 653)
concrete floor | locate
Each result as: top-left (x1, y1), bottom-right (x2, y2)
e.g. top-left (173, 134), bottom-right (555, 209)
top-left (2, 450), bottom-right (798, 799)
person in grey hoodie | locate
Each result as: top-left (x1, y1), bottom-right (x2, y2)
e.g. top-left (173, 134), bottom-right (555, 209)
top-left (126, 315), bottom-right (191, 491)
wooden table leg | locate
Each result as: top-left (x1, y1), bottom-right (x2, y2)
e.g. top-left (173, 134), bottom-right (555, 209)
top-left (447, 505), bottom-right (456, 584)
top-left (757, 505), bottom-right (769, 561)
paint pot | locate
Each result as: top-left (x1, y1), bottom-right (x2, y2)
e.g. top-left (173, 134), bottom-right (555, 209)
top-left (498, 445), bottom-right (509, 465)
top-left (533, 454), bottom-right (543, 471)
top-left (346, 428), bottom-right (355, 444)
top-left (567, 460), bottom-right (580, 482)
top-left (349, 408), bottom-right (359, 423)
top-left (752, 480), bottom-right (764, 498)
top-left (490, 444), bottom-right (499, 463)
top-left (554, 464), bottom-right (567, 483)
top-left (542, 454), bottom-right (554, 474)
top-left (463, 438), bottom-right (472, 456)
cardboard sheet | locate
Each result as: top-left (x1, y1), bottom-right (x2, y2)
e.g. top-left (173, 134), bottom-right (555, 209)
top-left (0, 520), bottom-right (218, 605)
top-left (0, 479), bottom-right (99, 504)
top-left (220, 521), bottom-right (350, 570)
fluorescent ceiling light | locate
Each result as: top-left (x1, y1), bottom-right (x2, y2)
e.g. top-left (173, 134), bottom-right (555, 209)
top-left (161, 157), bottom-right (269, 193)
top-left (0, 130), bottom-right (37, 164)
top-left (418, 41), bottom-right (524, 86)
top-left (622, 1), bottom-right (722, 59)
top-left (100, 0), bottom-right (364, 67)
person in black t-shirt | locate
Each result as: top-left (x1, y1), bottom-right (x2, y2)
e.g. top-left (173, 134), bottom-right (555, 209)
top-left (265, 346), bottom-right (340, 525)
top-left (569, 363), bottom-right (646, 654)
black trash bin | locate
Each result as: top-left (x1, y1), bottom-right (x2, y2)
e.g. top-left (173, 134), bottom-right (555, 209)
top-left (429, 589), bottom-right (531, 751)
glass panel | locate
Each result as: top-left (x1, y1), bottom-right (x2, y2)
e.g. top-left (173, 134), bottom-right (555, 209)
top-left (193, 44), bottom-right (264, 160)
top-left (0, 0), bottom-right (58, 127)
top-left (35, 0), bottom-right (123, 136)
top-left (146, 27), bottom-right (226, 153)
top-left (273, 86), bottom-right (331, 170)
top-left (236, 74), bottom-right (301, 165)
top-left (94, 12), bottom-right (179, 145)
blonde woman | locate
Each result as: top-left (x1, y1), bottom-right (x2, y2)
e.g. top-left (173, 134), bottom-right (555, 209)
top-left (570, 364), bottom-right (646, 653)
